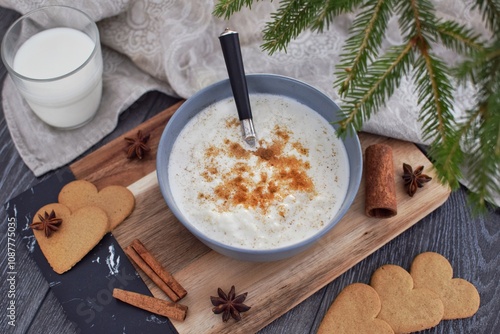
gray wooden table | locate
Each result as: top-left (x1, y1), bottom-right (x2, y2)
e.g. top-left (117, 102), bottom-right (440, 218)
top-left (1, 6), bottom-right (499, 334)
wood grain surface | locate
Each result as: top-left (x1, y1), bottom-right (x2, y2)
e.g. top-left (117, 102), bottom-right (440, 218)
top-left (68, 99), bottom-right (450, 333)
top-left (1, 5), bottom-right (499, 334)
top-left (70, 101), bottom-right (183, 189)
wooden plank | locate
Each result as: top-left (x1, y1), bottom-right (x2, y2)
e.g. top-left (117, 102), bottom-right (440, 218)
top-left (68, 103), bottom-right (450, 333)
top-left (110, 133), bottom-right (450, 333)
top-left (1, 6), bottom-right (495, 333)
top-left (26, 291), bottom-right (79, 334)
top-left (70, 100), bottom-right (183, 189)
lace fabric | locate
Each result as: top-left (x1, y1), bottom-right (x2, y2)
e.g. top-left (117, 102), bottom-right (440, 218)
top-left (1, 0), bottom-right (497, 205)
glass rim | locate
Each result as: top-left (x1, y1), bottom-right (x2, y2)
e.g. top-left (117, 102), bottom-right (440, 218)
top-left (0, 5), bottom-right (101, 83)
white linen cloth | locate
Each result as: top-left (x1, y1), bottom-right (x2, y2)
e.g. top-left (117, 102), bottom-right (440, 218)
top-left (1, 0), bottom-right (497, 205)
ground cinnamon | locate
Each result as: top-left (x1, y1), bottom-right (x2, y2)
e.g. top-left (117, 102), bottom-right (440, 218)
top-left (113, 288), bottom-right (187, 321)
top-left (130, 239), bottom-right (187, 300)
top-left (364, 144), bottom-right (397, 218)
top-left (124, 245), bottom-right (180, 302)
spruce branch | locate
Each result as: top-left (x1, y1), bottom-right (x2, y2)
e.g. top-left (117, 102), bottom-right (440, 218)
top-left (310, 0), bottom-right (365, 32)
top-left (259, 0), bottom-right (364, 54)
top-left (397, 0), bottom-right (438, 41)
top-left (454, 42), bottom-right (500, 85)
top-left (434, 20), bottom-right (485, 55)
top-left (337, 42), bottom-right (415, 134)
top-left (261, 0), bottom-right (321, 54)
top-left (213, 0), bottom-right (500, 210)
top-left (414, 53), bottom-right (461, 187)
top-left (335, 0), bottom-right (395, 95)
top-left (212, 0), bottom-right (260, 19)
top-left (472, 0), bottom-right (500, 33)
top-left (465, 99), bottom-right (500, 211)
top-left (214, 0), bottom-right (365, 53)
top-left (402, 0), bottom-right (463, 187)
top-left (458, 40), bottom-right (500, 210)
top-left (413, 53), bottom-right (455, 142)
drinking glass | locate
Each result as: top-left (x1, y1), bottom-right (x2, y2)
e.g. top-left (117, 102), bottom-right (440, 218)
top-left (1, 5), bottom-right (103, 129)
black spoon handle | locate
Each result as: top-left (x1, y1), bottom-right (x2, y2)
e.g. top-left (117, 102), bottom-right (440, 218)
top-left (219, 29), bottom-right (253, 121)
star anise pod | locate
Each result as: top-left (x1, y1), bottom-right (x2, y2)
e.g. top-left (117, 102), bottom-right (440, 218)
top-left (210, 285), bottom-right (251, 322)
top-left (124, 130), bottom-right (151, 159)
top-left (30, 210), bottom-right (62, 238)
top-left (402, 163), bottom-right (432, 197)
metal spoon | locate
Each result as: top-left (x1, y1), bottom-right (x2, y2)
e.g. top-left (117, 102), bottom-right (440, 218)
top-left (219, 28), bottom-right (257, 147)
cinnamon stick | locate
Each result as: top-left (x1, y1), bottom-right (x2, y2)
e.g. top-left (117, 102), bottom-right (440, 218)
top-left (124, 246), bottom-right (180, 302)
top-left (130, 239), bottom-right (187, 299)
top-left (113, 288), bottom-right (187, 321)
top-left (364, 144), bottom-right (397, 218)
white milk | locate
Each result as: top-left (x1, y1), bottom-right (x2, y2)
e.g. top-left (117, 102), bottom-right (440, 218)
top-left (169, 94), bottom-right (350, 250)
top-left (13, 27), bottom-right (102, 128)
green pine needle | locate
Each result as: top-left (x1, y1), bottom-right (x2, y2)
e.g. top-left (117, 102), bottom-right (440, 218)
top-left (213, 0), bottom-right (259, 19)
top-left (464, 102), bottom-right (500, 212)
top-left (337, 42), bottom-right (415, 135)
top-left (335, 0), bottom-right (395, 96)
top-left (435, 20), bottom-right (484, 56)
top-left (213, 0), bottom-right (500, 210)
top-left (261, 0), bottom-right (320, 54)
top-left (309, 0), bottom-right (365, 32)
top-left (472, 0), bottom-right (500, 34)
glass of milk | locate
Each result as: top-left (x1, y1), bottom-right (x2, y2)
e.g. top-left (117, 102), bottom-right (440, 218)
top-left (1, 5), bottom-right (103, 129)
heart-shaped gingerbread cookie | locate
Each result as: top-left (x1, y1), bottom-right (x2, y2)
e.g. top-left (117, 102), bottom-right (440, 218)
top-left (317, 283), bottom-right (394, 334)
top-left (58, 180), bottom-right (135, 231)
top-left (32, 203), bottom-right (108, 274)
top-left (370, 264), bottom-right (444, 333)
top-left (410, 252), bottom-right (480, 320)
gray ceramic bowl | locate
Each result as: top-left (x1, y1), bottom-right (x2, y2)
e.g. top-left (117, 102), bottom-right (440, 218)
top-left (157, 74), bottom-right (362, 262)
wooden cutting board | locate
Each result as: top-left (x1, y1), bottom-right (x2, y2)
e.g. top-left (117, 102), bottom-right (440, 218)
top-left (70, 101), bottom-right (451, 333)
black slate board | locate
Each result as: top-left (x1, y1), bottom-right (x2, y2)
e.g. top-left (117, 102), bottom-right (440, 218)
top-left (5, 167), bottom-right (177, 334)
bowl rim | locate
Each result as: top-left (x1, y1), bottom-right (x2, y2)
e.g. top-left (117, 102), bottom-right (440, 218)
top-left (157, 73), bottom-right (362, 257)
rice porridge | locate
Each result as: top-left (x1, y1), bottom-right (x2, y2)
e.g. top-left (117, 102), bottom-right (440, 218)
top-left (168, 94), bottom-right (349, 249)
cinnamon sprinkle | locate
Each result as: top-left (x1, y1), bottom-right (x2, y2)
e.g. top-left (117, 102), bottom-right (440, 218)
top-left (201, 122), bottom-right (315, 214)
